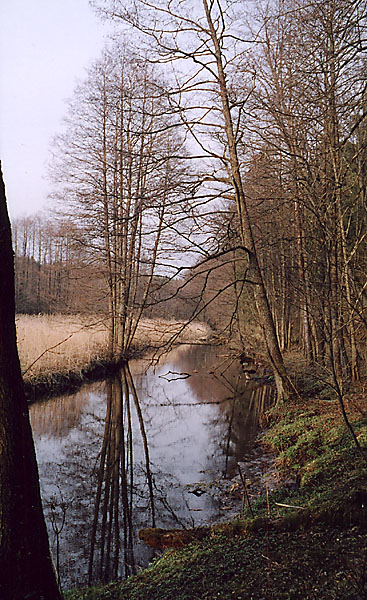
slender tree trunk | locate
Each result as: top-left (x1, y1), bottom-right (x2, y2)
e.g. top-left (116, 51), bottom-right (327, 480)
top-left (202, 0), bottom-right (294, 401)
top-left (294, 198), bottom-right (313, 360)
top-left (0, 164), bottom-right (62, 600)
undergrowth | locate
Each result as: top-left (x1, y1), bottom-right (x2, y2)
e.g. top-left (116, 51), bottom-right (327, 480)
top-left (253, 397), bottom-right (367, 529)
top-left (65, 527), bottom-right (367, 600)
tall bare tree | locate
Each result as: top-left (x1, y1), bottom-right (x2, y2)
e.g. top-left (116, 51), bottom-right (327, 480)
top-left (93, 0), bottom-right (296, 401)
top-left (50, 44), bottom-right (194, 358)
top-left (248, 0), bottom-right (367, 389)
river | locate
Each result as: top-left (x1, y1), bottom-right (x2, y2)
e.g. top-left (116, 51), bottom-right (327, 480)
top-left (29, 344), bottom-right (275, 590)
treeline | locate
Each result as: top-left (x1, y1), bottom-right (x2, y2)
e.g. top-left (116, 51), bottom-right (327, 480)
top-left (241, 0), bottom-right (367, 388)
top-left (12, 214), bottom-right (198, 320)
top-left (13, 216), bottom-right (103, 314)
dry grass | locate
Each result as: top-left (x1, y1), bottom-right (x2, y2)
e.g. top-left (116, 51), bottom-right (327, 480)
top-left (16, 314), bottom-right (212, 381)
top-left (16, 314), bottom-right (110, 381)
top-left (133, 318), bottom-right (211, 347)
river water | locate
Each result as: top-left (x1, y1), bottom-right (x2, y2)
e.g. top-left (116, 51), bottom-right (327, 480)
top-left (29, 344), bottom-right (274, 590)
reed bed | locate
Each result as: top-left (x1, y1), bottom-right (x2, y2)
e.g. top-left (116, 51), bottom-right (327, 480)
top-left (16, 314), bottom-right (212, 383)
top-left (16, 314), bottom-right (109, 381)
top-left (134, 318), bottom-right (211, 347)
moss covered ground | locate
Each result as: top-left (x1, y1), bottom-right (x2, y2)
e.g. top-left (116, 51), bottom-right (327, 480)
top-left (65, 377), bottom-right (367, 600)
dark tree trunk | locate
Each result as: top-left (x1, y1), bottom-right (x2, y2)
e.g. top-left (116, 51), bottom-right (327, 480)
top-left (0, 163), bottom-right (62, 600)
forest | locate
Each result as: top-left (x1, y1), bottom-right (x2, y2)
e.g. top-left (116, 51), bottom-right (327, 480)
top-left (1, 0), bottom-right (367, 598)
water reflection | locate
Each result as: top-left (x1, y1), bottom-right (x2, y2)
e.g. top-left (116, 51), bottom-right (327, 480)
top-left (29, 345), bottom-right (274, 589)
top-left (31, 389), bottom-right (90, 437)
top-left (88, 365), bottom-right (156, 583)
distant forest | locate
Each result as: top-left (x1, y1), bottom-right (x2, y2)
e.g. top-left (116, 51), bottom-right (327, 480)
top-left (12, 214), bottom-right (236, 333)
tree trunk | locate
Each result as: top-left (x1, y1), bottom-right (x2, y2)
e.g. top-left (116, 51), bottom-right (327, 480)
top-left (294, 198), bottom-right (313, 360)
top-left (202, 0), bottom-right (294, 402)
top-left (0, 163), bottom-right (62, 600)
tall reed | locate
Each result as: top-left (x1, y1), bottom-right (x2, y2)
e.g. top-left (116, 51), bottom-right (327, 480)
top-left (16, 314), bottom-right (109, 380)
top-left (16, 315), bottom-right (212, 381)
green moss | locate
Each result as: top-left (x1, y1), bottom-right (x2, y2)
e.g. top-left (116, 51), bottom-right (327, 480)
top-left (65, 527), bottom-right (367, 599)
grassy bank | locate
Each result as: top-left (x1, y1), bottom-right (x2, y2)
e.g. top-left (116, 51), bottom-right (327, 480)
top-left (65, 378), bottom-right (367, 599)
top-left (16, 314), bottom-right (212, 398)
top-left (65, 526), bottom-right (367, 599)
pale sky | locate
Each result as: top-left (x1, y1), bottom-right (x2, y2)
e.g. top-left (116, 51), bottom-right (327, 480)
top-left (0, 0), bottom-right (112, 220)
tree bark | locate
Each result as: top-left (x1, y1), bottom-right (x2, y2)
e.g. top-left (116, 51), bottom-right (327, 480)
top-left (0, 163), bottom-right (62, 600)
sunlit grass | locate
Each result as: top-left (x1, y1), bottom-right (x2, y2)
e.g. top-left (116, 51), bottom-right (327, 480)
top-left (16, 314), bottom-right (109, 380)
top-left (135, 318), bottom-right (211, 346)
top-left (16, 314), bottom-right (212, 381)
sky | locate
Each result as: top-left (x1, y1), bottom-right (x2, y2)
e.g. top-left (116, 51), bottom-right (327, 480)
top-left (0, 0), bottom-right (112, 220)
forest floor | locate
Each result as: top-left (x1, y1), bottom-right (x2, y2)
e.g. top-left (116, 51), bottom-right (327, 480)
top-left (64, 352), bottom-right (367, 600)
top-left (16, 313), bottom-right (212, 400)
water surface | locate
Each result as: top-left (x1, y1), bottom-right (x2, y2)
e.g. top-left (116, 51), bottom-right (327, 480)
top-left (30, 344), bottom-right (273, 589)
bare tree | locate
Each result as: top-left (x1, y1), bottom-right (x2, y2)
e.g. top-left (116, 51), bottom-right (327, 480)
top-left (50, 44), bottom-right (195, 358)
top-left (92, 0), bottom-right (296, 401)
top-left (244, 0), bottom-right (367, 387)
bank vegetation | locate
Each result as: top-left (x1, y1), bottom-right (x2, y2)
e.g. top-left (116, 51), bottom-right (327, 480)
top-left (16, 313), bottom-right (212, 397)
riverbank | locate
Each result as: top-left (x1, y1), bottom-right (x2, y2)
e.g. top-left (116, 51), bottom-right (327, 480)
top-left (17, 314), bottom-right (212, 400)
top-left (64, 368), bottom-right (367, 599)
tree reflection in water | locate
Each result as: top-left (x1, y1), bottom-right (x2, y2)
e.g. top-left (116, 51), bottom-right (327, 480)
top-left (30, 345), bottom-right (275, 589)
top-left (88, 364), bottom-right (155, 584)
